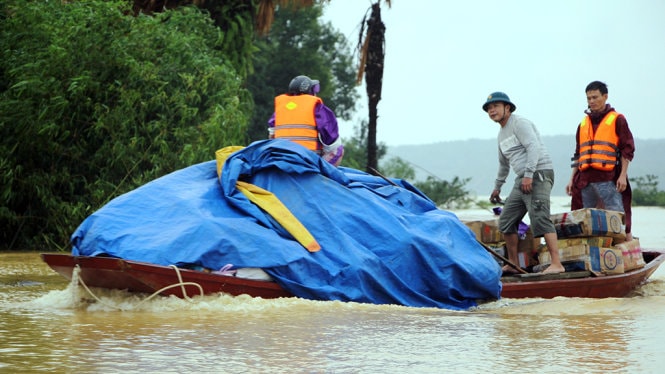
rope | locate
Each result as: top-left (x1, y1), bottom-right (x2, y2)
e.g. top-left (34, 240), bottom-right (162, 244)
top-left (71, 264), bottom-right (204, 311)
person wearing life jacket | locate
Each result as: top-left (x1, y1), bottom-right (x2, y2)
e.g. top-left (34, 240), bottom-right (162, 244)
top-left (483, 91), bottom-right (565, 275)
top-left (267, 75), bottom-right (344, 166)
top-left (565, 81), bottom-right (635, 240)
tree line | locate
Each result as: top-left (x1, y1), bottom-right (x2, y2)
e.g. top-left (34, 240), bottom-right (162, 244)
top-left (0, 1), bottom-right (469, 251)
top-left (631, 175), bottom-right (665, 206)
top-left (2, 1), bottom-right (256, 250)
top-left (4, 1), bottom-right (658, 251)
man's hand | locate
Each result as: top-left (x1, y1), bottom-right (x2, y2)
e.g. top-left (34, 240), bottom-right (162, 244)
top-left (490, 190), bottom-right (502, 204)
top-left (616, 175), bottom-right (628, 193)
top-left (520, 177), bottom-right (533, 194)
top-left (565, 181), bottom-right (574, 196)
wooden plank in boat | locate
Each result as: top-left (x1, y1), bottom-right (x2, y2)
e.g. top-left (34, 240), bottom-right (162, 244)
top-left (501, 271), bottom-right (591, 282)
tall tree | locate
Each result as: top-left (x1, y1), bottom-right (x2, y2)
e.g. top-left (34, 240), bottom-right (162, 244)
top-left (356, 1), bottom-right (390, 173)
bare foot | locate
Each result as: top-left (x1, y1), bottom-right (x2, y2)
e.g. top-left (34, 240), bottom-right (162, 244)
top-left (541, 264), bottom-right (565, 274)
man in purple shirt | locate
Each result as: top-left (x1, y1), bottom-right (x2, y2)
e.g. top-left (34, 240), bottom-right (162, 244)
top-left (268, 75), bottom-right (344, 166)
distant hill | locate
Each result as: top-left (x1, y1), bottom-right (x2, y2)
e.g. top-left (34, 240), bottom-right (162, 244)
top-left (385, 136), bottom-right (665, 198)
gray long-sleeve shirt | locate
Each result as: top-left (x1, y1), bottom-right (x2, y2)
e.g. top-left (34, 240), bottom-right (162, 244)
top-left (494, 114), bottom-right (553, 191)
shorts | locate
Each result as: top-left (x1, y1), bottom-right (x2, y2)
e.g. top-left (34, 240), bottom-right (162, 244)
top-left (581, 181), bottom-right (624, 212)
top-left (498, 169), bottom-right (556, 238)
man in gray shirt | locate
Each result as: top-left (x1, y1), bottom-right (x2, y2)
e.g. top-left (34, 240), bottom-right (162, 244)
top-left (483, 92), bottom-right (565, 274)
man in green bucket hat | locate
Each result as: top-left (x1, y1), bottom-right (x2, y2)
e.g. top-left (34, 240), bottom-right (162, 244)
top-left (483, 92), bottom-right (565, 274)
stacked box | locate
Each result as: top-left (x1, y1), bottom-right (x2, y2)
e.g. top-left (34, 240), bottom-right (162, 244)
top-left (538, 244), bottom-right (625, 275)
top-left (538, 244), bottom-right (589, 264)
top-left (486, 244), bottom-right (506, 265)
top-left (613, 238), bottom-right (646, 271)
top-left (483, 244), bottom-right (537, 268)
top-left (517, 229), bottom-right (536, 252)
top-left (612, 235), bottom-right (628, 245)
top-left (517, 229), bottom-right (539, 267)
top-left (463, 219), bottom-right (536, 246)
top-left (587, 246), bottom-right (625, 275)
top-left (551, 208), bottom-right (625, 239)
top-left (463, 219), bottom-right (537, 268)
top-left (555, 236), bottom-right (613, 250)
top-left (463, 219), bottom-right (503, 244)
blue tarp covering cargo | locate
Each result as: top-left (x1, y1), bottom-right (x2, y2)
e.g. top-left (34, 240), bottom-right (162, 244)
top-left (71, 140), bottom-right (502, 310)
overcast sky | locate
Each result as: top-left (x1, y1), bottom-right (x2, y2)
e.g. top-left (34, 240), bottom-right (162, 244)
top-left (320, 0), bottom-right (665, 146)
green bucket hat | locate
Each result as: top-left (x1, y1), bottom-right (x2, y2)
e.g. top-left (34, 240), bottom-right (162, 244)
top-left (482, 92), bottom-right (516, 112)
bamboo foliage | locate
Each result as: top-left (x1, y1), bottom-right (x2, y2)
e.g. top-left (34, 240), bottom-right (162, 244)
top-left (256, 0), bottom-right (319, 36)
top-left (129, 0), bottom-right (326, 77)
top-left (131, 0), bottom-right (320, 36)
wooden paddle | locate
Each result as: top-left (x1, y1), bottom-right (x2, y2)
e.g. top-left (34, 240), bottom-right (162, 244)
top-left (369, 167), bottom-right (399, 187)
top-left (477, 240), bottom-right (529, 274)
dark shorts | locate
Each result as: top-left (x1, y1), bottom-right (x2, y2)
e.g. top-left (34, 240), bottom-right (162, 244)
top-left (498, 169), bottom-right (556, 238)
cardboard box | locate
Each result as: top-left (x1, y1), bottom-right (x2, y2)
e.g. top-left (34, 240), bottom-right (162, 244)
top-left (556, 236), bottom-right (613, 250)
top-left (587, 246), bottom-right (625, 275)
top-left (613, 238), bottom-right (646, 272)
top-left (538, 244), bottom-right (625, 275)
top-left (486, 244), bottom-right (506, 265)
top-left (539, 244), bottom-right (590, 264)
top-left (517, 229), bottom-right (536, 253)
top-left (551, 208), bottom-right (625, 239)
top-left (611, 232), bottom-right (628, 244)
top-left (484, 244), bottom-right (537, 268)
top-left (464, 219), bottom-right (503, 243)
top-left (498, 229), bottom-right (538, 253)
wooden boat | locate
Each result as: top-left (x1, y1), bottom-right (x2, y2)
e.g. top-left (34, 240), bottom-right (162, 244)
top-left (41, 253), bottom-right (292, 299)
top-left (501, 249), bottom-right (665, 298)
top-left (41, 249), bottom-right (665, 301)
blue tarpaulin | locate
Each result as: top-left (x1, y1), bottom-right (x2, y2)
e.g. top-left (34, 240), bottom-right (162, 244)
top-left (71, 140), bottom-right (502, 310)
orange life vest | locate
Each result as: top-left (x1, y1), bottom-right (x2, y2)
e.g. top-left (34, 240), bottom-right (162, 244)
top-left (274, 94), bottom-right (322, 152)
top-left (576, 111), bottom-right (620, 172)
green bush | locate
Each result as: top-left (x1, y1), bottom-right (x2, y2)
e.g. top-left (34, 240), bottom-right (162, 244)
top-left (631, 175), bottom-right (665, 207)
top-left (414, 176), bottom-right (474, 209)
top-left (1, 0), bottom-right (251, 250)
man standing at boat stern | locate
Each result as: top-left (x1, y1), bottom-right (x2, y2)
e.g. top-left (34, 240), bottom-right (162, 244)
top-left (483, 92), bottom-right (565, 274)
top-left (565, 81), bottom-right (635, 241)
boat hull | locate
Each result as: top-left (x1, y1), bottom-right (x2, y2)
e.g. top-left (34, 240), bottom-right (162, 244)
top-left (41, 254), bottom-right (293, 299)
top-left (500, 250), bottom-right (665, 298)
top-left (42, 250), bottom-right (665, 301)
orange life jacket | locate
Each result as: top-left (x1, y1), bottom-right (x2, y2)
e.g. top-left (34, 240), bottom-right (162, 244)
top-left (274, 94), bottom-right (322, 152)
top-left (576, 111), bottom-right (620, 171)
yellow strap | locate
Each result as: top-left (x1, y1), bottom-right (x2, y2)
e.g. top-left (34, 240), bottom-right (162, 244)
top-left (214, 146), bottom-right (321, 253)
top-left (215, 146), bottom-right (244, 178)
top-left (236, 181), bottom-right (320, 252)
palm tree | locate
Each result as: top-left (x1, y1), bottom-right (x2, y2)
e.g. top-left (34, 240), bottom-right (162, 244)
top-left (356, 1), bottom-right (390, 173)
